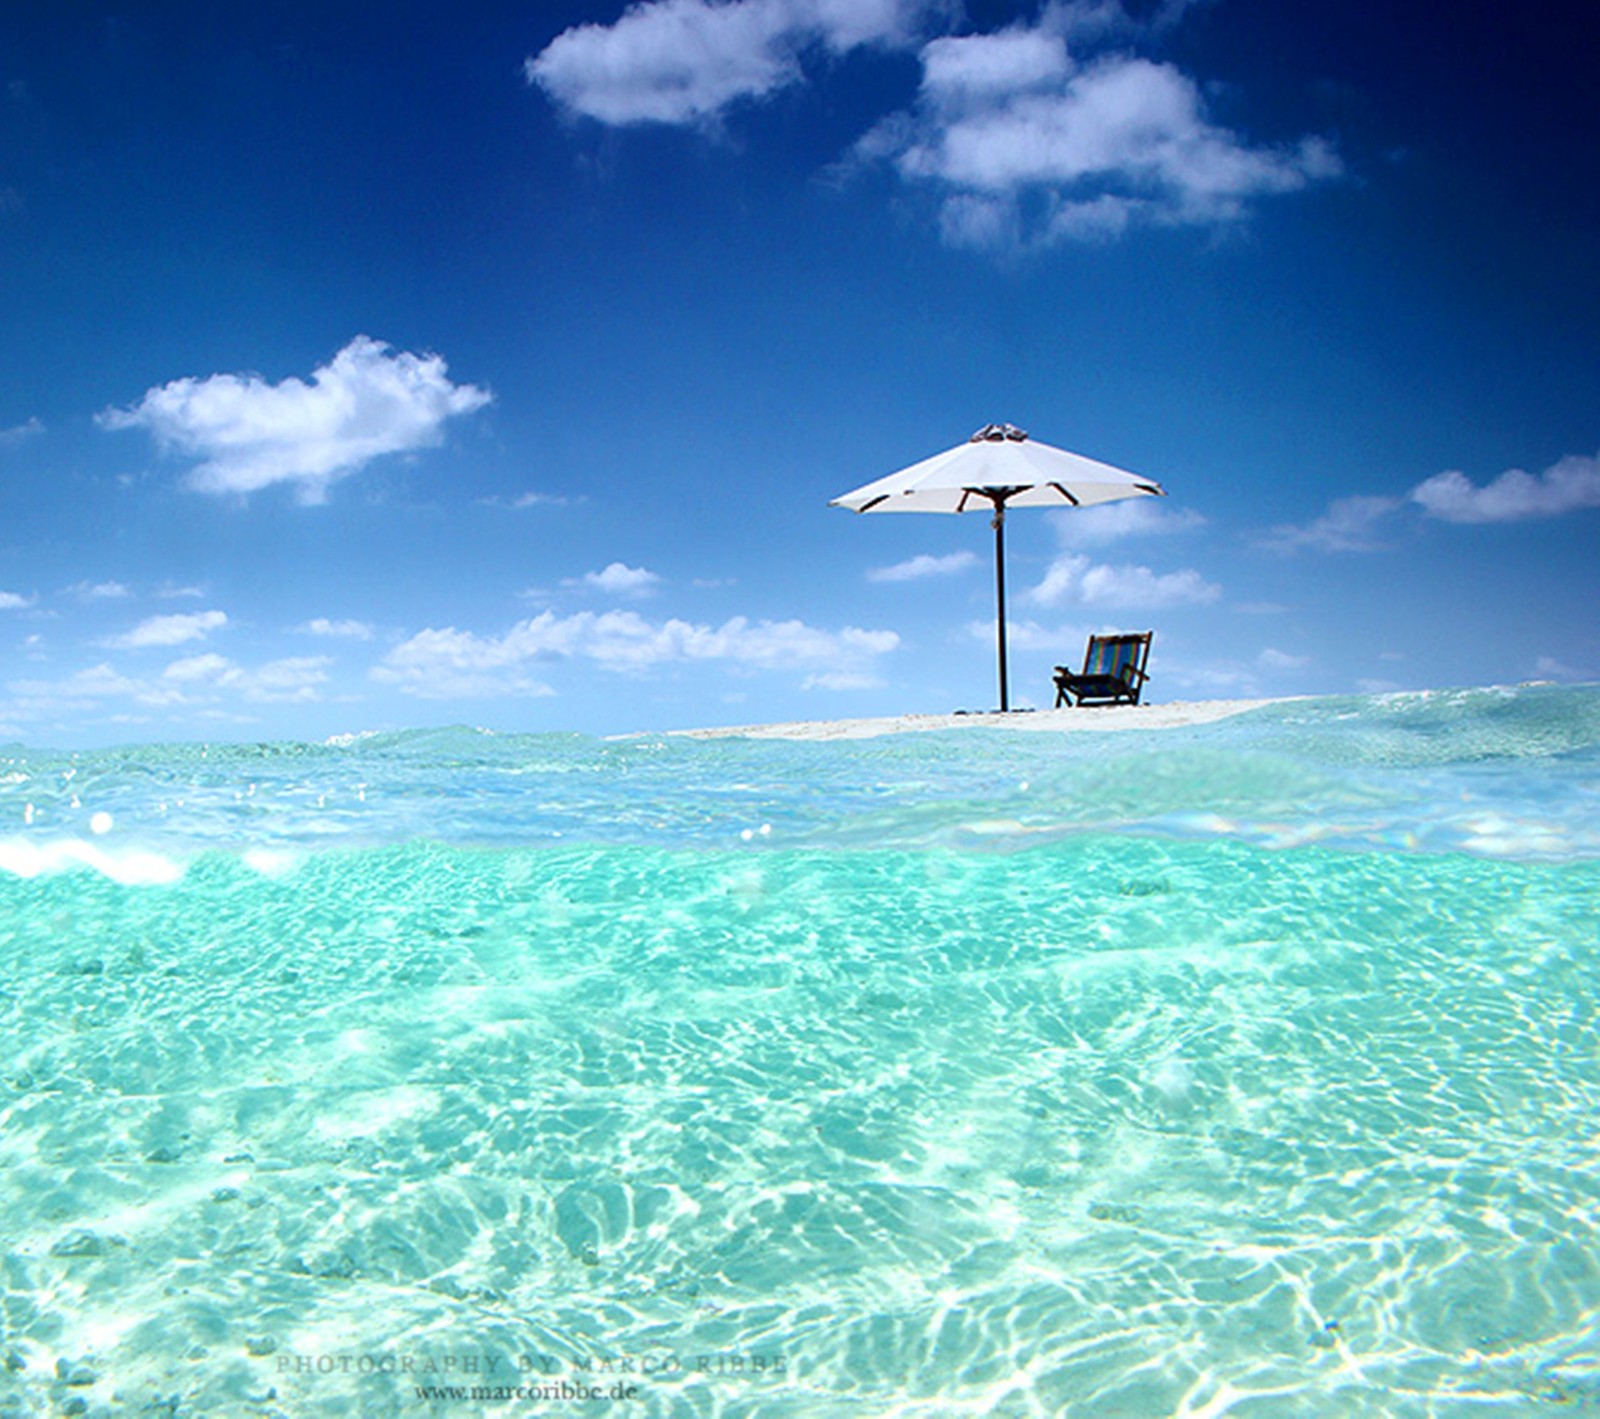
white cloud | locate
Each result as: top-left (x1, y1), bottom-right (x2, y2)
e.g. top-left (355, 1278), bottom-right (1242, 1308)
top-left (920, 24), bottom-right (1070, 100)
top-left (71, 580), bottom-right (133, 601)
top-left (97, 336), bottom-right (491, 504)
top-left (801, 670), bottom-right (885, 691)
top-left (531, 1), bottom-right (1336, 248)
top-left (6, 655), bottom-right (329, 714)
top-left (8, 664), bottom-right (153, 708)
top-left (374, 609), bottom-right (899, 698)
top-left (482, 490), bottom-right (572, 509)
top-left (160, 652), bottom-right (233, 684)
top-left (0, 416), bottom-right (43, 446)
top-left (1262, 451), bottom-right (1600, 551)
top-left (1533, 655), bottom-right (1591, 681)
top-left (527, 0), bottom-right (933, 126)
top-left (935, 191), bottom-right (1020, 247)
top-left (1029, 553), bottom-right (1219, 608)
top-left (968, 617), bottom-right (1094, 654)
top-left (373, 623), bottom-right (558, 700)
top-left (162, 654), bottom-right (331, 702)
top-left (529, 0), bottom-right (799, 126)
top-left (577, 562), bottom-right (663, 597)
top-left (1078, 562), bottom-right (1219, 607)
top-left (867, 549), bottom-right (978, 582)
top-left (0, 591), bottom-right (35, 611)
top-left (1029, 559), bottom-right (1088, 607)
top-left (1260, 494), bottom-right (1402, 553)
top-left (1257, 647), bottom-right (1309, 670)
top-left (1048, 499), bottom-right (1205, 546)
top-left (105, 610), bottom-right (228, 649)
top-left (1410, 451), bottom-right (1600, 524)
top-left (859, 14), bottom-right (1340, 248)
top-left (1166, 662), bottom-right (1262, 696)
top-left (297, 617), bottom-right (375, 640)
top-left (1045, 193), bottom-right (1138, 242)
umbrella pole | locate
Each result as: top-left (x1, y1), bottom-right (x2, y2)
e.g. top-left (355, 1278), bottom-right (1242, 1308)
top-left (992, 500), bottom-right (1009, 712)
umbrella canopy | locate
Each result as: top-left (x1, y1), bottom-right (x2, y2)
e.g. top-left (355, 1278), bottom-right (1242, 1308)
top-left (831, 423), bottom-right (1166, 711)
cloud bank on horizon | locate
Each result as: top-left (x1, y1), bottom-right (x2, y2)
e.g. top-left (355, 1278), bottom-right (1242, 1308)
top-left (373, 611), bottom-right (901, 700)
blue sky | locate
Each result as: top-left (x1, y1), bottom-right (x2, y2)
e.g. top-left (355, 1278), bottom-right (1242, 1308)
top-left (2, 0), bottom-right (1596, 746)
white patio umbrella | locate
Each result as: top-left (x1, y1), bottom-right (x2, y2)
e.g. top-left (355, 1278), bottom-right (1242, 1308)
top-left (831, 423), bottom-right (1165, 712)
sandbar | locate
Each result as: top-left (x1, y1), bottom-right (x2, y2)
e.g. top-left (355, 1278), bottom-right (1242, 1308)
top-left (677, 697), bottom-right (1283, 741)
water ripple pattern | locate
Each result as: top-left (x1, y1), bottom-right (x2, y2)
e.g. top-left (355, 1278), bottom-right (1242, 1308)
top-left (0, 684), bottom-right (1597, 1416)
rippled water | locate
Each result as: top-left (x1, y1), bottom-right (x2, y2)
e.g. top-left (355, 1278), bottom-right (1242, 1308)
top-left (1, 685), bottom-right (1598, 1416)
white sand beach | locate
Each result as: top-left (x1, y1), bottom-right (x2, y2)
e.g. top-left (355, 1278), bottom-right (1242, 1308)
top-left (678, 696), bottom-right (1284, 741)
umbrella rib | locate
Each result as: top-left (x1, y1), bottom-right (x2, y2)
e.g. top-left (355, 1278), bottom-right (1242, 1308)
top-left (1049, 481), bottom-right (1079, 506)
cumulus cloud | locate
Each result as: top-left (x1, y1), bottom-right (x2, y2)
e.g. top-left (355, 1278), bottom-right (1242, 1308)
top-left (527, 0), bottom-right (934, 126)
top-left (1259, 494), bottom-right (1402, 554)
top-left (97, 336), bottom-right (491, 503)
top-left (374, 609), bottom-right (898, 698)
top-left (0, 591), bottom-right (35, 611)
top-left (529, 1), bottom-right (1337, 248)
top-left (1410, 451), bottom-right (1600, 523)
top-left (856, 10), bottom-right (1340, 247)
top-left (1029, 553), bottom-right (1219, 608)
top-left (297, 617), bottom-right (375, 640)
top-left (867, 549), bottom-right (978, 582)
top-left (577, 562), bottom-right (663, 596)
top-left (104, 610), bottom-right (228, 649)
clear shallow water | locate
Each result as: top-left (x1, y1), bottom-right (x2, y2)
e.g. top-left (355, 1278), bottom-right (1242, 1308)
top-left (1, 685), bottom-right (1597, 1416)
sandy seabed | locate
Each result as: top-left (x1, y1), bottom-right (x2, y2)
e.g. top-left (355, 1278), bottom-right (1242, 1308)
top-left (676, 697), bottom-right (1283, 741)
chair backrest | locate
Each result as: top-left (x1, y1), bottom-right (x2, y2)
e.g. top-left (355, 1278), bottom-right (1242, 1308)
top-left (1083, 632), bottom-right (1152, 679)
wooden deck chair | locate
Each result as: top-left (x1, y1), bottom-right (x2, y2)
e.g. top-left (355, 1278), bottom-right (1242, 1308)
top-left (1053, 632), bottom-right (1153, 707)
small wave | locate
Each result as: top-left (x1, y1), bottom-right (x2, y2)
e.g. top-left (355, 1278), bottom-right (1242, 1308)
top-left (0, 685), bottom-right (1594, 862)
top-left (0, 836), bottom-right (186, 886)
top-left (322, 728), bottom-right (383, 748)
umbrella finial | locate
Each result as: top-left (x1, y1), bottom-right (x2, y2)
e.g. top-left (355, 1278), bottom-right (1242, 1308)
top-left (971, 423), bottom-right (1028, 443)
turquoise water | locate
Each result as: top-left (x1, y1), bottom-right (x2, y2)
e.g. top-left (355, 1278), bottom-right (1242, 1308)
top-left (2, 685), bottom-right (1598, 1417)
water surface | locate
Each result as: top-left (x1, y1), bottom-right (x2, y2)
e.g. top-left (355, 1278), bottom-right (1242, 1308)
top-left (2, 685), bottom-right (1597, 1415)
